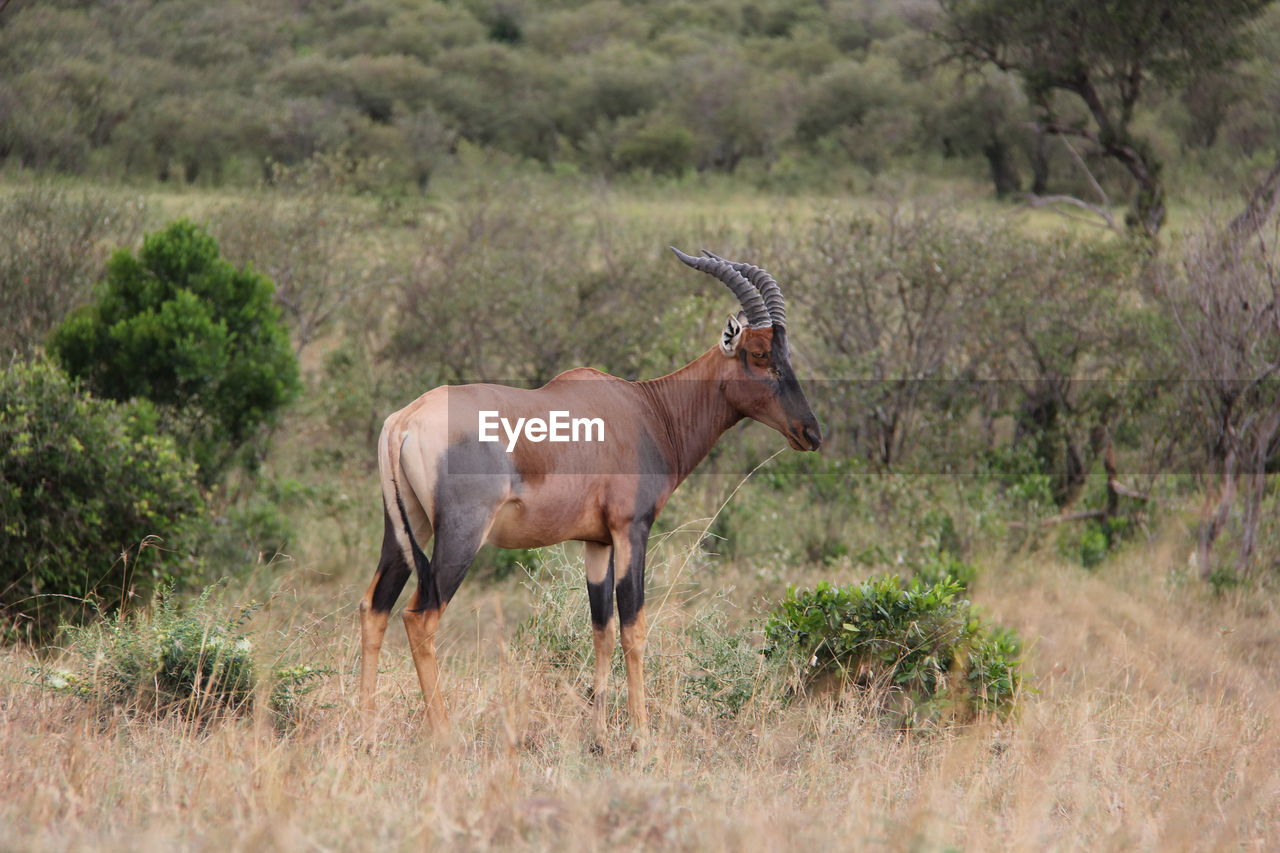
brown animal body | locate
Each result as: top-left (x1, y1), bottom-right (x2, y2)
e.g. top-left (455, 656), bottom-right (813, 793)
top-left (359, 249), bottom-right (821, 742)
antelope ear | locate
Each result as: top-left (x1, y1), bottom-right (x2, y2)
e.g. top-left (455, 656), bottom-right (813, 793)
top-left (719, 313), bottom-right (744, 356)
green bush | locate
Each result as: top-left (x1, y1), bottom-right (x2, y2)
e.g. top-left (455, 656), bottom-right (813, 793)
top-left (49, 220), bottom-right (300, 482)
top-left (763, 575), bottom-right (1022, 724)
top-left (1061, 514), bottom-right (1134, 569)
top-left (0, 359), bottom-right (204, 639)
top-left (34, 584), bottom-right (329, 726)
top-left (612, 113), bottom-right (696, 176)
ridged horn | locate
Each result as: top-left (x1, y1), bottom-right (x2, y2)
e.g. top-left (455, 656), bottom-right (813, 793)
top-left (704, 251), bottom-right (786, 328)
top-left (669, 246), bottom-right (772, 328)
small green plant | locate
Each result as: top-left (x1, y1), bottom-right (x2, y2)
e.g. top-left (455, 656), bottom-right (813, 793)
top-left (33, 584), bottom-right (329, 727)
top-left (763, 575), bottom-right (1021, 725)
top-left (682, 615), bottom-right (767, 718)
top-left (1061, 515), bottom-right (1134, 568)
top-left (513, 549), bottom-right (591, 673)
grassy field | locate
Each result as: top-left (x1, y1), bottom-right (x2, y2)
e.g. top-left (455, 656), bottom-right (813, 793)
top-left (4, 174), bottom-right (1280, 850)
top-left (2, 517), bottom-right (1278, 850)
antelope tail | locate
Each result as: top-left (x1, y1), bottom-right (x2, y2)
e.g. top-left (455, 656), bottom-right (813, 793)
top-left (379, 427), bottom-right (433, 606)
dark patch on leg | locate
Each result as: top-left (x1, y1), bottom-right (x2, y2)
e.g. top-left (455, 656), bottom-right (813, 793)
top-left (370, 505), bottom-right (412, 612)
top-left (587, 549), bottom-right (616, 630)
top-left (615, 519), bottom-right (651, 627)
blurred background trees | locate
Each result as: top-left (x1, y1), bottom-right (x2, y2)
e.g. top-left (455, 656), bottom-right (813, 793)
top-left (1, 0), bottom-right (1276, 204)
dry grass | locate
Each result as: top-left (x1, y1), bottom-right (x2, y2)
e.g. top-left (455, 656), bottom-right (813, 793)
top-left (2, 529), bottom-right (1278, 853)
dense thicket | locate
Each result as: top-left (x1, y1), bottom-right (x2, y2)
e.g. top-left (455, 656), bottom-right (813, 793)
top-left (2, 0), bottom-right (1276, 198)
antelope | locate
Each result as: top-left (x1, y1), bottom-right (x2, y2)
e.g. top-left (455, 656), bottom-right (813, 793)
top-left (358, 248), bottom-right (822, 742)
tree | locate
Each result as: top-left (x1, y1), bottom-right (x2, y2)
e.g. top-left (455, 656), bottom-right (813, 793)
top-left (1157, 215), bottom-right (1280, 580)
top-left (939, 0), bottom-right (1274, 238)
top-left (49, 220), bottom-right (300, 482)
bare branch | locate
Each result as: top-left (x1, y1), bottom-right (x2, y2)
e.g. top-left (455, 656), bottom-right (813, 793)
top-left (1058, 134), bottom-right (1110, 208)
top-left (1018, 193), bottom-right (1120, 233)
top-left (1223, 154), bottom-right (1280, 251)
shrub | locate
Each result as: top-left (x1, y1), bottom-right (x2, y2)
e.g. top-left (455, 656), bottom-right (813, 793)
top-left (612, 113), bottom-right (696, 176)
top-left (682, 614), bottom-right (769, 719)
top-left (0, 359), bottom-right (204, 639)
top-left (49, 220), bottom-right (300, 482)
top-left (34, 584), bottom-right (329, 726)
top-left (763, 575), bottom-right (1021, 724)
top-left (1061, 514), bottom-right (1134, 569)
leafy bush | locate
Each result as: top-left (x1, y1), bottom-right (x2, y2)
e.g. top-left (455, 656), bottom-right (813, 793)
top-left (49, 220), bottom-right (300, 482)
top-left (38, 585), bottom-right (255, 719)
top-left (35, 584), bottom-right (329, 727)
top-left (1, 359), bottom-right (204, 639)
top-left (763, 575), bottom-right (1021, 724)
top-left (1061, 514), bottom-right (1134, 569)
top-left (612, 113), bottom-right (696, 176)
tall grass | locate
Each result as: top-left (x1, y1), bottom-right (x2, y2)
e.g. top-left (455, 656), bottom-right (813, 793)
top-left (1, 536), bottom-right (1277, 850)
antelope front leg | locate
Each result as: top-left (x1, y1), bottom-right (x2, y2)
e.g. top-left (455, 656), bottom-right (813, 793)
top-left (612, 521), bottom-right (650, 738)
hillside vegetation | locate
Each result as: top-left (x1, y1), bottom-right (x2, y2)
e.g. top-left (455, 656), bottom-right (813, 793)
top-left (3, 0), bottom-right (1279, 204)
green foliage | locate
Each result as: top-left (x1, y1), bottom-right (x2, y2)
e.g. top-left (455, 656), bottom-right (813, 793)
top-left (34, 584), bottom-right (330, 727)
top-left (978, 443), bottom-right (1056, 510)
top-left (612, 113), bottom-right (696, 176)
top-left (514, 552), bottom-right (592, 673)
top-left (49, 220), bottom-right (300, 482)
top-left (682, 614), bottom-right (768, 718)
top-left (40, 585), bottom-right (257, 719)
top-left (0, 359), bottom-right (204, 639)
top-left (763, 575), bottom-right (1021, 724)
top-left (1061, 515), bottom-right (1134, 569)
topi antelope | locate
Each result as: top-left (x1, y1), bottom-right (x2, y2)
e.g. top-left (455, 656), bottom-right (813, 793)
top-left (359, 248), bottom-right (822, 742)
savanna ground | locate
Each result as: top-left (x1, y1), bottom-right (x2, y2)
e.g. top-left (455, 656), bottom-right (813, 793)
top-left (2, 524), bottom-right (1279, 850)
top-left (4, 168), bottom-right (1280, 851)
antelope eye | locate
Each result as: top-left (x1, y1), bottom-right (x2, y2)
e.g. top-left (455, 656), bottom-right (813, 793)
top-left (750, 351), bottom-right (767, 360)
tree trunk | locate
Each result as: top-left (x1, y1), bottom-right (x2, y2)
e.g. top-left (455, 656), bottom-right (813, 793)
top-left (1029, 126), bottom-right (1050, 195)
top-left (983, 135), bottom-right (1020, 198)
top-left (1198, 447), bottom-right (1237, 580)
